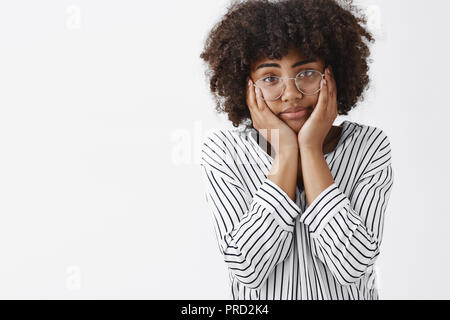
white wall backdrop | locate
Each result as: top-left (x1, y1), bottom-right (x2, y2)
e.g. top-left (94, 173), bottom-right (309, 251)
top-left (0, 0), bottom-right (449, 299)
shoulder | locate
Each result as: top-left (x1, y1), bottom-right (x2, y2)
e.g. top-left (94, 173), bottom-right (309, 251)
top-left (350, 121), bottom-right (392, 178)
top-left (201, 128), bottom-right (248, 151)
top-left (355, 122), bottom-right (391, 156)
top-left (200, 127), bottom-right (251, 167)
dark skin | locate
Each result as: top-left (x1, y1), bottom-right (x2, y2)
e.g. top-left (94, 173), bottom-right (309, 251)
top-left (249, 46), bottom-right (343, 189)
top-left (262, 123), bottom-right (341, 189)
top-left (297, 125), bottom-right (342, 189)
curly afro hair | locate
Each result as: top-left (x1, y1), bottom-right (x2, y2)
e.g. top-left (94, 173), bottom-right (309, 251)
top-left (200, 0), bottom-right (375, 130)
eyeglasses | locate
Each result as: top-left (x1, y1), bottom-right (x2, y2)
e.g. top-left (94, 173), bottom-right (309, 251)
top-left (252, 69), bottom-right (326, 101)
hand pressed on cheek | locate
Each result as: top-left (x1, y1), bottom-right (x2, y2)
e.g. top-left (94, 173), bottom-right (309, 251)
top-left (297, 66), bottom-right (338, 150)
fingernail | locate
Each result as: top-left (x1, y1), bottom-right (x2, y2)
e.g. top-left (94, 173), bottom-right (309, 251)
top-left (322, 79), bottom-right (327, 86)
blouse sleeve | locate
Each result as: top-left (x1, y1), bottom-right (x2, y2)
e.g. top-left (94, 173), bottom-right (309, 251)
top-left (200, 130), bottom-right (301, 290)
top-left (298, 130), bottom-right (394, 286)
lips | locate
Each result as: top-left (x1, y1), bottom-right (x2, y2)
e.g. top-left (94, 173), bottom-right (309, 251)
top-left (280, 106), bottom-right (312, 120)
top-left (281, 106), bottom-right (311, 114)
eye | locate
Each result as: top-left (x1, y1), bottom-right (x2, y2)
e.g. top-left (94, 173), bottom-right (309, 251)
top-left (298, 70), bottom-right (315, 78)
top-left (262, 76), bottom-right (279, 83)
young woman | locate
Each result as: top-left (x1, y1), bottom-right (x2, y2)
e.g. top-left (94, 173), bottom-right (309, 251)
top-left (199, 0), bottom-right (394, 300)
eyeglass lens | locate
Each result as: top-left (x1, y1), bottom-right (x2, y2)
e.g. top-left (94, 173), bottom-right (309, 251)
top-left (256, 70), bottom-right (323, 101)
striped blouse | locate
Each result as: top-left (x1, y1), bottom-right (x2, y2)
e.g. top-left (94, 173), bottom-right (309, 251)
top-left (199, 120), bottom-right (394, 300)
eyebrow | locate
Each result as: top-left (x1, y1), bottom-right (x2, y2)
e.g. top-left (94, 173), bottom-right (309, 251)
top-left (255, 58), bottom-right (317, 71)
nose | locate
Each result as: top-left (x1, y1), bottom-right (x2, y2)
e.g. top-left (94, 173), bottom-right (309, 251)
top-left (281, 78), bottom-right (303, 101)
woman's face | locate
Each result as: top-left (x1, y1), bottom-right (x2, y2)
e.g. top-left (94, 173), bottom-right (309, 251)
top-left (249, 47), bottom-right (326, 134)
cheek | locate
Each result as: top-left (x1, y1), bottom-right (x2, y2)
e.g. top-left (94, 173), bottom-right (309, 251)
top-left (307, 95), bottom-right (320, 107)
top-left (265, 101), bottom-right (279, 114)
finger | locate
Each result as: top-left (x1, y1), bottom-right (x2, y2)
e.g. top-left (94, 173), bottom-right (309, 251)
top-left (323, 68), bottom-right (331, 112)
top-left (317, 76), bottom-right (328, 112)
top-left (246, 78), bottom-right (257, 113)
top-left (255, 86), bottom-right (267, 112)
top-left (325, 66), bottom-right (336, 103)
top-left (247, 78), bottom-right (258, 112)
top-left (325, 66), bottom-right (338, 116)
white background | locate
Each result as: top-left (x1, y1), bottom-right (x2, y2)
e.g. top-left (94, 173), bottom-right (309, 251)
top-left (0, 0), bottom-right (449, 299)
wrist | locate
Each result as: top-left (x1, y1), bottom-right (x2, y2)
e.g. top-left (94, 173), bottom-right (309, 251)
top-left (299, 144), bottom-right (322, 154)
top-left (276, 148), bottom-right (299, 162)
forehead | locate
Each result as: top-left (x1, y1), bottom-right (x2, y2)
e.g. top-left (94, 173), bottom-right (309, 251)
top-left (251, 47), bottom-right (320, 72)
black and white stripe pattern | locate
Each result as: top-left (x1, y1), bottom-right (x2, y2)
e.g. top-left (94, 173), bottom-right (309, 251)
top-left (199, 120), bottom-right (394, 300)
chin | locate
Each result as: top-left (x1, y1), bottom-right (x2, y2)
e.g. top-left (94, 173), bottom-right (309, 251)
top-left (285, 119), bottom-right (306, 133)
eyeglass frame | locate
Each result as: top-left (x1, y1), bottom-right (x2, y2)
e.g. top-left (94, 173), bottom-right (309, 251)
top-left (251, 68), bottom-right (326, 101)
